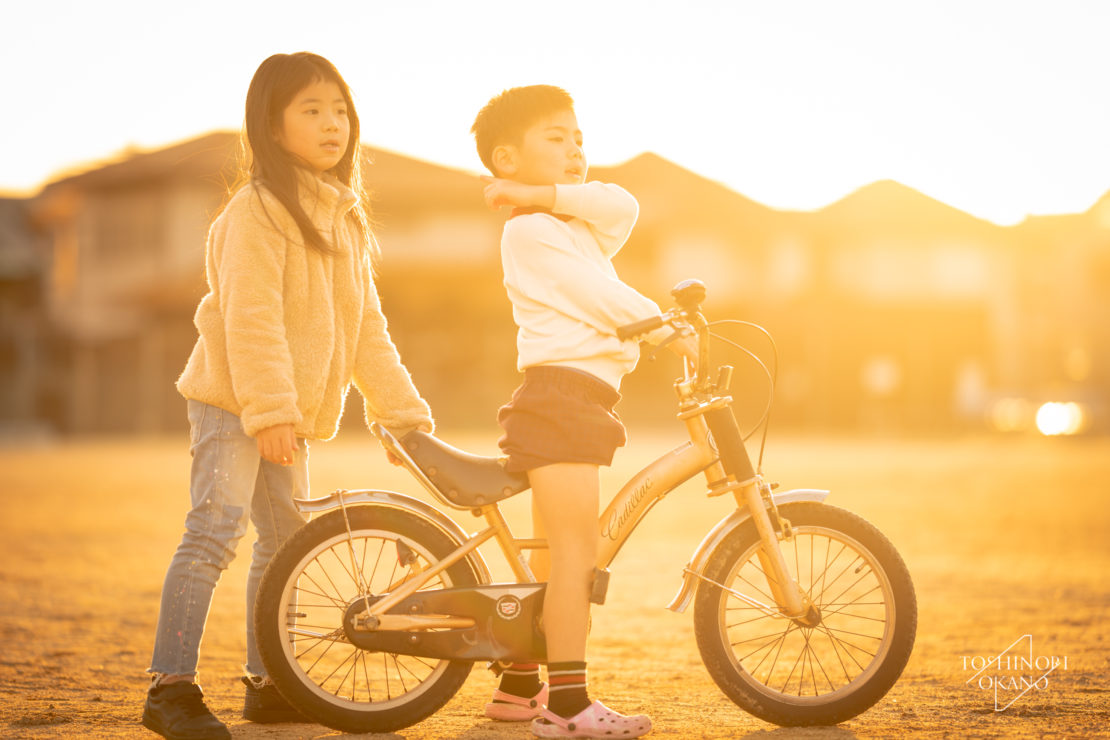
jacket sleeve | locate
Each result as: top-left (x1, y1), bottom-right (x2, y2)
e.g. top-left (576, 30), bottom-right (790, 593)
top-left (553, 182), bottom-right (638, 258)
top-left (351, 255), bottom-right (435, 437)
top-left (215, 191), bottom-right (303, 437)
top-left (503, 216), bottom-right (669, 344)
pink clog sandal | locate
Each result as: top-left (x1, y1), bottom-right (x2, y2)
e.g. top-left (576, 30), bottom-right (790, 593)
top-left (531, 700), bottom-right (652, 738)
top-left (484, 683), bottom-right (549, 721)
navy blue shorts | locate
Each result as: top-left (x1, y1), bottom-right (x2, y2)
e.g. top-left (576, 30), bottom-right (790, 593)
top-left (497, 366), bottom-right (626, 473)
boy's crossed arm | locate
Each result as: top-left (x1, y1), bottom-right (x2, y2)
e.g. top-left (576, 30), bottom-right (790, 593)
top-left (483, 177), bottom-right (637, 256)
top-left (481, 176), bottom-right (554, 211)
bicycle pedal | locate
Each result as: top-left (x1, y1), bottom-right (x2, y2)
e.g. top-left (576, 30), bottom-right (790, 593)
top-left (590, 568), bottom-right (611, 605)
top-left (487, 660), bottom-right (511, 677)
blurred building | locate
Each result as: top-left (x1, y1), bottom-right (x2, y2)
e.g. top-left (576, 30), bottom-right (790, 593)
top-left (4, 132), bottom-right (1107, 435)
top-left (0, 198), bottom-right (44, 433)
top-left (27, 135), bottom-right (236, 433)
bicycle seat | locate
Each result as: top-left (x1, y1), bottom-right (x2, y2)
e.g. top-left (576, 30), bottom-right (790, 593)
top-left (400, 431), bottom-right (530, 507)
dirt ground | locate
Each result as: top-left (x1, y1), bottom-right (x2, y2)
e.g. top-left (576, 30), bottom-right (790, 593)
top-left (1, 429), bottom-right (1108, 739)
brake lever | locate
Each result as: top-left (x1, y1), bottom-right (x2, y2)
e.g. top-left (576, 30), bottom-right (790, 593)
top-left (647, 329), bottom-right (688, 362)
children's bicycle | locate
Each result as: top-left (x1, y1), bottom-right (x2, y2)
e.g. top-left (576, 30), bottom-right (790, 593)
top-left (254, 279), bottom-right (917, 733)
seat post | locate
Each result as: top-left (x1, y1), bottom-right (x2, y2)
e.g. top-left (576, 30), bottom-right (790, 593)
top-left (481, 505), bottom-right (538, 582)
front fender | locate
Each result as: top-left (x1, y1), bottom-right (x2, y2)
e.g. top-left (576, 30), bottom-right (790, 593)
top-left (665, 488), bottom-right (830, 613)
top-left (293, 489), bottom-right (493, 585)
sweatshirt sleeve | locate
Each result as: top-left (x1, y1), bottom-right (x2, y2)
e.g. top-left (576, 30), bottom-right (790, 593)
top-left (553, 182), bottom-right (638, 258)
top-left (351, 255), bottom-right (435, 437)
top-left (503, 216), bottom-right (668, 343)
top-left (214, 192), bottom-right (303, 437)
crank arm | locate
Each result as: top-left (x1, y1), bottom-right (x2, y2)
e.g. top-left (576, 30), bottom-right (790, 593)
top-left (351, 613), bottom-right (476, 632)
top-left (286, 626), bottom-right (348, 641)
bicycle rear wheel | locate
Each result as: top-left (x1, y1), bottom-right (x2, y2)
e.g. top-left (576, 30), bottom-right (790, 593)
top-left (693, 502), bottom-right (916, 725)
top-left (254, 505), bottom-right (480, 733)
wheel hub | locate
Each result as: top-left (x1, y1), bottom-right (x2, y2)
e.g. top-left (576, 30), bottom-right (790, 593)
top-left (342, 595), bottom-right (384, 641)
top-left (792, 603), bottom-right (822, 628)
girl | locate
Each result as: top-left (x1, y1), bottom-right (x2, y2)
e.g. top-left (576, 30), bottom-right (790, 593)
top-left (142, 52), bottom-right (433, 740)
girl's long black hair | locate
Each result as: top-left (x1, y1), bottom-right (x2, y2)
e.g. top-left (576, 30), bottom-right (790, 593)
top-left (230, 52), bottom-right (372, 255)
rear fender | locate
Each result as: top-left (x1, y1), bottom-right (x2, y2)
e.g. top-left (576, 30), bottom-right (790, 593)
top-left (293, 489), bottom-right (493, 585)
top-left (665, 489), bottom-right (830, 613)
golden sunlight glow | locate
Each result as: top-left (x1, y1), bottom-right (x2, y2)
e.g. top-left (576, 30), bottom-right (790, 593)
top-left (3, 2), bottom-right (1110, 226)
top-left (1035, 402), bottom-right (1086, 437)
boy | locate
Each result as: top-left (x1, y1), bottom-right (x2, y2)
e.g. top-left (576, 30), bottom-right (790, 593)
top-left (472, 85), bottom-right (690, 739)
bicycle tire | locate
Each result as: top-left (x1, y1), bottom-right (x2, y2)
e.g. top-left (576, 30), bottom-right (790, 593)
top-left (693, 502), bottom-right (916, 726)
top-left (255, 505), bottom-right (480, 733)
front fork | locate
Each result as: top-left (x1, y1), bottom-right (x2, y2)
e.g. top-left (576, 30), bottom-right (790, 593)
top-left (736, 479), bottom-right (812, 620)
top-left (699, 405), bottom-right (815, 621)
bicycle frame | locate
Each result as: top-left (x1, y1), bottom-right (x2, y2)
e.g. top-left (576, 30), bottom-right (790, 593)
top-left (330, 398), bottom-right (812, 636)
top-left (298, 289), bottom-right (818, 634)
top-left (350, 416), bottom-right (716, 624)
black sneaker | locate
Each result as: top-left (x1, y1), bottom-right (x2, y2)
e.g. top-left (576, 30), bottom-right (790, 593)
top-left (242, 676), bottom-right (308, 723)
top-left (141, 682), bottom-right (231, 740)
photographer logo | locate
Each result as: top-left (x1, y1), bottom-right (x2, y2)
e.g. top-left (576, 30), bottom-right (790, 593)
top-left (961, 634), bottom-right (1068, 711)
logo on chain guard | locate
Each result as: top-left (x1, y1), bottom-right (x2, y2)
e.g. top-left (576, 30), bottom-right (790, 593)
top-left (496, 594), bottom-right (523, 620)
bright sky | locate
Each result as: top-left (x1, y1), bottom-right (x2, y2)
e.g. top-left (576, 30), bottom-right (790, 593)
top-left (4, 0), bottom-right (1109, 225)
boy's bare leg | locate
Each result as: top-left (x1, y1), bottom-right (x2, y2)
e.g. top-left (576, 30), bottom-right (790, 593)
top-left (530, 497), bottom-right (551, 582)
top-left (528, 462), bottom-right (599, 662)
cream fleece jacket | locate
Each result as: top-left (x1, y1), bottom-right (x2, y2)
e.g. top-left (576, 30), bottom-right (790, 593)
top-left (501, 182), bottom-right (670, 390)
top-left (177, 173), bottom-right (433, 440)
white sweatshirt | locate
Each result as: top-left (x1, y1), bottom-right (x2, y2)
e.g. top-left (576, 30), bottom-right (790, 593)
top-left (500, 182), bottom-right (670, 390)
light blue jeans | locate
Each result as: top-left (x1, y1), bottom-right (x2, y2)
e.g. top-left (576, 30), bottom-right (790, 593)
top-left (148, 400), bottom-right (308, 678)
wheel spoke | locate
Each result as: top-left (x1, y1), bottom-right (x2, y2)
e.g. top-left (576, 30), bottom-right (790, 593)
top-left (821, 569), bottom-right (879, 616)
top-left (292, 632), bottom-right (333, 659)
top-left (732, 627), bottom-right (796, 649)
top-left (809, 633), bottom-right (837, 693)
top-left (820, 583), bottom-right (883, 616)
top-left (726, 612), bottom-right (778, 629)
top-left (779, 637), bottom-right (807, 694)
top-left (359, 650), bottom-right (373, 702)
top-left (321, 648), bottom-right (360, 696)
top-left (328, 540), bottom-right (360, 588)
top-left (302, 629), bottom-right (343, 675)
top-left (390, 654), bottom-right (409, 693)
top-left (339, 648), bottom-right (360, 699)
top-left (319, 546), bottom-right (355, 602)
top-left (368, 537), bottom-right (386, 590)
top-left (734, 568), bottom-right (778, 605)
top-left (752, 622), bottom-right (796, 680)
top-left (822, 628), bottom-right (877, 663)
top-left (295, 572), bottom-right (348, 610)
top-left (808, 548), bottom-right (859, 603)
top-left (823, 623), bottom-right (884, 643)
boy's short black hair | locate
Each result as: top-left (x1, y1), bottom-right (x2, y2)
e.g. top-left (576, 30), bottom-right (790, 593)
top-left (471, 85), bottom-right (575, 175)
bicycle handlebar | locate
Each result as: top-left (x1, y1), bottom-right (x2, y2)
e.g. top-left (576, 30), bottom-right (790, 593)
top-left (616, 315), bottom-right (666, 341)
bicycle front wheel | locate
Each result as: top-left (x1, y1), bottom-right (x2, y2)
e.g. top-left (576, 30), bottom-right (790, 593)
top-left (255, 505), bottom-right (481, 734)
top-left (693, 502), bottom-right (916, 726)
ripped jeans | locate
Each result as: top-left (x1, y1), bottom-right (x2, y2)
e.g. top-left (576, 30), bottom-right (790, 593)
top-left (148, 400), bottom-right (308, 679)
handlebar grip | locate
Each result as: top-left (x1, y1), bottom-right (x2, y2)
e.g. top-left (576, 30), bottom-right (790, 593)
top-left (616, 315), bottom-right (665, 341)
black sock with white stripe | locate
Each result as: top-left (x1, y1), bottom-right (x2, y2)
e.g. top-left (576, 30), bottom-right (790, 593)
top-left (496, 662), bottom-right (542, 699)
top-left (547, 661), bottom-right (590, 718)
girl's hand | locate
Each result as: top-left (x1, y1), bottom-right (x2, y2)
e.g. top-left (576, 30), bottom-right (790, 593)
top-left (480, 176), bottom-right (555, 211)
top-left (257, 423), bottom-right (299, 466)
